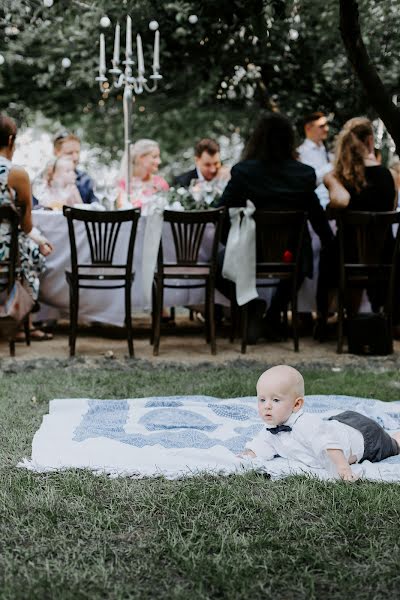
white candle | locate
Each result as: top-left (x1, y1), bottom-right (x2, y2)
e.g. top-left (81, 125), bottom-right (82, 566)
top-left (136, 34), bottom-right (145, 74)
top-left (153, 30), bottom-right (160, 70)
top-left (99, 33), bottom-right (106, 74)
top-left (113, 23), bottom-right (120, 64)
top-left (126, 15), bottom-right (132, 58)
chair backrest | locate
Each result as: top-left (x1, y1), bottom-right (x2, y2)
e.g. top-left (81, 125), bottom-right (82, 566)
top-left (253, 210), bottom-right (307, 269)
top-left (63, 206), bottom-right (140, 271)
top-left (335, 210), bottom-right (400, 267)
top-left (0, 205), bottom-right (19, 291)
top-left (161, 208), bottom-right (225, 266)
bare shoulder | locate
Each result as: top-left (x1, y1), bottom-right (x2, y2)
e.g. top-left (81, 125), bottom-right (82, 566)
top-left (8, 165), bottom-right (30, 186)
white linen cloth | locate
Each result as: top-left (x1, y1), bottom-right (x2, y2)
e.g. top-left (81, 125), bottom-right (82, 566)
top-left (246, 408), bottom-right (364, 472)
top-left (141, 199), bottom-right (166, 308)
top-left (18, 394), bottom-right (400, 481)
top-left (222, 200), bottom-right (258, 306)
top-left (32, 210), bottom-right (228, 326)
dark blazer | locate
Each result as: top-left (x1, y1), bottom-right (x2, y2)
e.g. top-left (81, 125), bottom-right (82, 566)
top-left (217, 158), bottom-right (334, 277)
top-left (173, 168), bottom-right (198, 188)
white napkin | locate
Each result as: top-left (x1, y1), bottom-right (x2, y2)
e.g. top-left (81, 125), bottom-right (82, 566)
top-left (222, 200), bottom-right (258, 306)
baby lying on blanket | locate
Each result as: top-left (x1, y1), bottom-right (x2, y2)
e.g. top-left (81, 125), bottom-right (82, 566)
top-left (242, 365), bottom-right (400, 481)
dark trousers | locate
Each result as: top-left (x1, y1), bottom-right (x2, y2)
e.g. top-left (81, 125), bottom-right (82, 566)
top-left (216, 247), bottom-right (305, 322)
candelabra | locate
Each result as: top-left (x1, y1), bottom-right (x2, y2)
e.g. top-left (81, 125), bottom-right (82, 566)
top-left (95, 17), bottom-right (162, 205)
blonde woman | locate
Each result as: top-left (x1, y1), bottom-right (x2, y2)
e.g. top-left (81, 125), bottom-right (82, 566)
top-left (116, 139), bottom-right (169, 209)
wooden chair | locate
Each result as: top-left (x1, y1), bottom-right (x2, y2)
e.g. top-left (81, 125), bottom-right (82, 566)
top-left (151, 208), bottom-right (225, 356)
top-left (63, 206), bottom-right (140, 357)
top-left (335, 210), bottom-right (400, 353)
top-left (0, 205), bottom-right (30, 356)
top-left (240, 210), bottom-right (307, 354)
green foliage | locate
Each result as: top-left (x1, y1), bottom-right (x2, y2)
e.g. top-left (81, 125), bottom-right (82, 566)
top-left (0, 1), bottom-right (399, 156)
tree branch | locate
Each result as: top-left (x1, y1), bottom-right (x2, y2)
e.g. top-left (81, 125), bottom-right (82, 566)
top-left (339, 0), bottom-right (400, 151)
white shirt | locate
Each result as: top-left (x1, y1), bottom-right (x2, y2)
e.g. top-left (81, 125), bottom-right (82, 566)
top-left (246, 409), bottom-right (364, 471)
top-left (298, 138), bottom-right (332, 207)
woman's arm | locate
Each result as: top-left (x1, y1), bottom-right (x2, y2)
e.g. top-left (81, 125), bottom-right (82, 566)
top-left (323, 171), bottom-right (350, 209)
top-left (8, 166), bottom-right (32, 234)
top-left (389, 168), bottom-right (399, 210)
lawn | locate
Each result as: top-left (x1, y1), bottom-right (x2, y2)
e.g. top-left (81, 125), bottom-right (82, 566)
top-left (1, 363), bottom-right (400, 600)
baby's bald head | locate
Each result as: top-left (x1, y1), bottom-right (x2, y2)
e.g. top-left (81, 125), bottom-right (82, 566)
top-left (256, 366), bottom-right (305, 426)
top-left (257, 365), bottom-right (304, 398)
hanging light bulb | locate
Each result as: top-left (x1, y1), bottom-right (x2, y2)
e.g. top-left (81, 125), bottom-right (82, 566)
top-left (61, 57), bottom-right (71, 68)
top-left (149, 20), bottom-right (159, 31)
top-left (100, 16), bottom-right (111, 28)
top-left (188, 15), bottom-right (198, 24)
top-left (43, 0), bottom-right (54, 7)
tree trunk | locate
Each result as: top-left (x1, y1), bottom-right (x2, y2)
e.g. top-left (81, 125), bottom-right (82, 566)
top-left (339, 0), bottom-right (400, 152)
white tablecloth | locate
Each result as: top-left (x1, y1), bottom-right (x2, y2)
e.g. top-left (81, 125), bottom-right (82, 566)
top-left (32, 210), bottom-right (227, 327)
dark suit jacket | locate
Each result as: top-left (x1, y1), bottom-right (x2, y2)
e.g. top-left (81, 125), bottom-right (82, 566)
top-left (173, 168), bottom-right (198, 188)
top-left (217, 158), bottom-right (333, 277)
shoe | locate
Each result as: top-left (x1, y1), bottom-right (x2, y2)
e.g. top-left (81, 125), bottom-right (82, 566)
top-left (15, 328), bottom-right (54, 342)
top-left (263, 316), bottom-right (284, 342)
top-left (313, 318), bottom-right (327, 343)
top-left (246, 299), bottom-right (266, 344)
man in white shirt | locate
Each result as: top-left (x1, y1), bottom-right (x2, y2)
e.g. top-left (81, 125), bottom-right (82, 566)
top-left (242, 365), bottom-right (400, 481)
top-left (298, 112), bottom-right (332, 208)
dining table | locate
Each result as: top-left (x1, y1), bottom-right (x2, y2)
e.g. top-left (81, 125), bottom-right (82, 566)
top-left (32, 209), bottom-right (229, 327)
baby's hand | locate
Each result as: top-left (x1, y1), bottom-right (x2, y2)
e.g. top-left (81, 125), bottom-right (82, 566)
top-left (338, 466), bottom-right (359, 482)
top-left (237, 449), bottom-right (256, 459)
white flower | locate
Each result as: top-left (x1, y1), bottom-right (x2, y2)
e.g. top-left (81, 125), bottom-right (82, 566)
top-left (177, 187), bottom-right (187, 196)
top-left (170, 201), bottom-right (184, 211)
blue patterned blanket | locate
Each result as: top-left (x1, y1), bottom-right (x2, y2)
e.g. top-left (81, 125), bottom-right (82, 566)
top-left (19, 395), bottom-right (400, 480)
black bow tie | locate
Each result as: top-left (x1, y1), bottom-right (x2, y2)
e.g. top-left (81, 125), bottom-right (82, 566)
top-left (267, 424), bottom-right (292, 435)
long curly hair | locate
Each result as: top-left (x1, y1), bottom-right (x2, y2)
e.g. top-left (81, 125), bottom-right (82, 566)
top-left (334, 117), bottom-right (373, 193)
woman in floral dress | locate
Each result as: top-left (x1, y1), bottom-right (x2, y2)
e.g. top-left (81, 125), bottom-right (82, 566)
top-left (0, 114), bottom-right (53, 340)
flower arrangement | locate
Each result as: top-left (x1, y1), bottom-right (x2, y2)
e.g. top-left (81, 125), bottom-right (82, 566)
top-left (165, 178), bottom-right (227, 211)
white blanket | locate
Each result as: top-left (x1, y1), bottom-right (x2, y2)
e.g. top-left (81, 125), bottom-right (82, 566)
top-left (19, 395), bottom-right (400, 481)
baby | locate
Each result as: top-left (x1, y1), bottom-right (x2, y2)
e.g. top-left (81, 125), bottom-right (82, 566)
top-left (39, 156), bottom-right (82, 209)
top-left (242, 365), bottom-right (400, 481)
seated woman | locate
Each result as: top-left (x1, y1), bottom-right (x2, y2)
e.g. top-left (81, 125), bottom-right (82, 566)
top-left (317, 117), bottom-right (398, 333)
top-left (116, 139), bottom-right (169, 211)
top-left (216, 112), bottom-right (333, 342)
top-left (35, 156), bottom-right (82, 210)
top-left (0, 115), bottom-right (53, 341)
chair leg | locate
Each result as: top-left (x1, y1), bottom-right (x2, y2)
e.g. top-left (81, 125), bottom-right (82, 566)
top-left (241, 304), bottom-right (248, 354)
top-left (208, 281), bottom-right (217, 355)
top-left (204, 284), bottom-right (211, 343)
top-left (189, 309), bottom-right (194, 321)
top-left (153, 277), bottom-right (163, 356)
top-left (125, 280), bottom-right (134, 358)
top-left (9, 339), bottom-right (15, 357)
top-left (69, 282), bottom-right (79, 357)
top-left (24, 317), bottom-right (30, 346)
top-left (230, 284), bottom-right (237, 343)
top-left (292, 287), bottom-right (299, 353)
top-left (337, 291), bottom-right (344, 354)
top-left (150, 281), bottom-right (156, 345)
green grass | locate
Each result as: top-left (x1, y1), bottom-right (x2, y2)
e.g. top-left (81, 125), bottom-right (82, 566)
top-left (1, 364), bottom-right (400, 599)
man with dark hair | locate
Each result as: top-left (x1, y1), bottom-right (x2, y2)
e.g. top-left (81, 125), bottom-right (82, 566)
top-left (174, 138), bottom-right (222, 187)
top-left (298, 112), bottom-right (332, 206)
